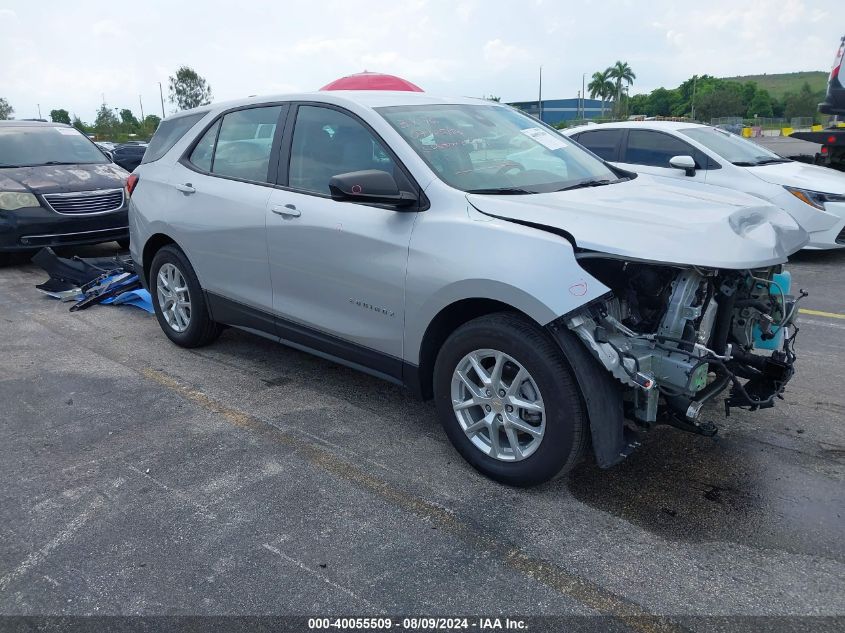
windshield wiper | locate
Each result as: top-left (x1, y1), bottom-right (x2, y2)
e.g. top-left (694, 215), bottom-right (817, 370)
top-left (0, 163), bottom-right (24, 168)
top-left (753, 158), bottom-right (791, 165)
top-left (554, 178), bottom-right (616, 192)
top-left (41, 161), bottom-right (81, 166)
top-left (733, 158), bottom-right (791, 166)
top-left (466, 187), bottom-right (535, 195)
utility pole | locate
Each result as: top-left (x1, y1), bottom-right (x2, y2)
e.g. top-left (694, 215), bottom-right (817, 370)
top-left (37, 104), bottom-right (41, 119)
top-left (582, 73), bottom-right (586, 119)
top-left (691, 75), bottom-right (698, 121)
top-left (158, 82), bottom-right (166, 118)
top-left (139, 95), bottom-right (144, 123)
top-left (538, 66), bottom-right (543, 122)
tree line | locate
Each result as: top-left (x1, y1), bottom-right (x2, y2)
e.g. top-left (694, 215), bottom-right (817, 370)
top-left (626, 75), bottom-right (825, 122)
top-left (0, 65), bottom-right (213, 141)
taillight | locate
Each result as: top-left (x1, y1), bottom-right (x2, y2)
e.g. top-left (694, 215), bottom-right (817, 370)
top-left (126, 173), bottom-right (139, 197)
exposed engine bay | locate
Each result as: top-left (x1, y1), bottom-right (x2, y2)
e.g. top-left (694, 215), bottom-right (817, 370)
top-left (564, 256), bottom-right (805, 436)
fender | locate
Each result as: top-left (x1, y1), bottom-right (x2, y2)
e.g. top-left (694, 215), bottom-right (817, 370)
top-left (403, 205), bottom-right (610, 365)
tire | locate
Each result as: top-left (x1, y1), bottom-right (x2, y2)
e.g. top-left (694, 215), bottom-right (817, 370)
top-left (149, 245), bottom-right (222, 348)
top-left (433, 312), bottom-right (588, 487)
top-left (116, 238), bottom-right (130, 250)
top-left (0, 252), bottom-right (11, 267)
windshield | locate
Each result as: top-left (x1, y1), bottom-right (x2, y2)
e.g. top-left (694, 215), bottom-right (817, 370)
top-left (679, 126), bottom-right (789, 166)
top-left (0, 126), bottom-right (109, 168)
top-left (378, 104), bottom-right (619, 193)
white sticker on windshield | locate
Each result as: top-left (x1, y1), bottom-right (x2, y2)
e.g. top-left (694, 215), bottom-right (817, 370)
top-left (55, 127), bottom-right (79, 135)
top-left (520, 127), bottom-right (568, 150)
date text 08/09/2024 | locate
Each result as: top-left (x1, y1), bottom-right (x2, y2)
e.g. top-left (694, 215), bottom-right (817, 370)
top-left (307, 617), bottom-right (528, 630)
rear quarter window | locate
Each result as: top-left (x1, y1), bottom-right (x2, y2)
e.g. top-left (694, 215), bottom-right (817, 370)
top-left (574, 129), bottom-right (624, 161)
top-left (141, 112), bottom-right (206, 164)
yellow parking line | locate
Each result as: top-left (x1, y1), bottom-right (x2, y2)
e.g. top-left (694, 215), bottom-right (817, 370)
top-left (799, 308), bottom-right (845, 320)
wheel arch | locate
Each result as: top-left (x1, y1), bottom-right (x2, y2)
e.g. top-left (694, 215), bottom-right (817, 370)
top-left (141, 233), bottom-right (179, 288)
top-left (408, 297), bottom-right (538, 400)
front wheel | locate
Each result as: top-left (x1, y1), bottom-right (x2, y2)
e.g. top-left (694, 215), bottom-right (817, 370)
top-left (433, 313), bottom-right (588, 486)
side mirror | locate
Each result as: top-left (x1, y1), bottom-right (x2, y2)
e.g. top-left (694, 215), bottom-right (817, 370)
top-left (329, 170), bottom-right (417, 208)
top-left (669, 154), bottom-right (696, 177)
top-left (104, 150), bottom-right (114, 162)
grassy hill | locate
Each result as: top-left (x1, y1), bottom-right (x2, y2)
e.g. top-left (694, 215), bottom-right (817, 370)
top-left (722, 71), bottom-right (828, 98)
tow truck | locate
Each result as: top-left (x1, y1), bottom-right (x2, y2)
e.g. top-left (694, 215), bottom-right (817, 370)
top-left (791, 35), bottom-right (845, 170)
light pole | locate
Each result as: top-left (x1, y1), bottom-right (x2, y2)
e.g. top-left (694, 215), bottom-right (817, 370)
top-left (37, 103), bottom-right (42, 119)
top-left (538, 66), bottom-right (543, 122)
top-left (159, 82), bottom-right (166, 118)
top-left (691, 75), bottom-right (698, 121)
top-left (582, 73), bottom-right (586, 119)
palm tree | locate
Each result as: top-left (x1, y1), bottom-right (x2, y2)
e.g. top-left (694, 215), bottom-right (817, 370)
top-left (587, 70), bottom-right (614, 117)
top-left (607, 61), bottom-right (636, 117)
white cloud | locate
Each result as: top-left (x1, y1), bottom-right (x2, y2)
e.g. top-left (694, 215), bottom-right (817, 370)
top-left (482, 39), bottom-right (532, 69)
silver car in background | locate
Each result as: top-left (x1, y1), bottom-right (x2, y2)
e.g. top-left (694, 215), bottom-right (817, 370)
top-left (128, 92), bottom-right (807, 486)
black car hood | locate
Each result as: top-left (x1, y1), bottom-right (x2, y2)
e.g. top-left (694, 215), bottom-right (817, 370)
top-left (0, 163), bottom-right (128, 195)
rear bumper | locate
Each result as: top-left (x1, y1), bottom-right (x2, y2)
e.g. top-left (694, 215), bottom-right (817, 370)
top-left (0, 205), bottom-right (128, 252)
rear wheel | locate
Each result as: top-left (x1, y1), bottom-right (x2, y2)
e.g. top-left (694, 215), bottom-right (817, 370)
top-left (116, 238), bottom-right (130, 250)
top-left (150, 245), bottom-right (221, 348)
top-left (433, 313), bottom-right (587, 486)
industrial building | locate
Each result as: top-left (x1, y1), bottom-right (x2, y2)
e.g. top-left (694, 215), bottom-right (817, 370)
top-left (508, 97), bottom-right (609, 125)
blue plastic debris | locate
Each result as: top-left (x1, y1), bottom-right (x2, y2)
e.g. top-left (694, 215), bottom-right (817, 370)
top-left (102, 289), bottom-right (154, 313)
top-left (32, 247), bottom-right (152, 314)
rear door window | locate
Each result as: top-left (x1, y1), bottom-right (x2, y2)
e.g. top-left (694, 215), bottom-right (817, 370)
top-left (572, 129), bottom-right (624, 161)
top-left (210, 106), bottom-right (282, 183)
top-left (623, 130), bottom-right (699, 168)
top-left (142, 112), bottom-right (205, 164)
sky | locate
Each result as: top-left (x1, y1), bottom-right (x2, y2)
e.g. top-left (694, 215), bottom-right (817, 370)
top-left (0, 0), bottom-right (840, 122)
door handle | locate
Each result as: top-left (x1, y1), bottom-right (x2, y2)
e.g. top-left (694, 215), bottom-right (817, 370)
top-left (271, 203), bottom-right (301, 218)
top-left (175, 183), bottom-right (196, 194)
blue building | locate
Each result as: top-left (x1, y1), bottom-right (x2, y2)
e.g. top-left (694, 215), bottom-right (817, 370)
top-left (508, 97), bottom-right (609, 126)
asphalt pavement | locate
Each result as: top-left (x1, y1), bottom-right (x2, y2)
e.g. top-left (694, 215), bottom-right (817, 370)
top-left (0, 244), bottom-right (843, 632)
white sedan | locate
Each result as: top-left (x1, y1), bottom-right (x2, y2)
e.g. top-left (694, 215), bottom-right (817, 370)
top-left (563, 121), bottom-right (845, 249)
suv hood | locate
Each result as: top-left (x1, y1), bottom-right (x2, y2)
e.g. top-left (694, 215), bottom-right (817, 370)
top-left (745, 161), bottom-right (845, 193)
top-left (466, 176), bottom-right (808, 269)
top-left (0, 163), bottom-right (128, 195)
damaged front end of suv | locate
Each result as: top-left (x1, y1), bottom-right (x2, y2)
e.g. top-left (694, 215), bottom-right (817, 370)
top-left (466, 177), bottom-right (810, 469)
top-left (552, 256), bottom-right (804, 465)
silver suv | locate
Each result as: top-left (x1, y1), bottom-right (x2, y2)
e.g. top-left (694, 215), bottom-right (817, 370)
top-left (129, 92), bottom-right (807, 486)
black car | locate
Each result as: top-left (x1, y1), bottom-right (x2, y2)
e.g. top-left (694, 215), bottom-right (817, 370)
top-left (0, 121), bottom-right (130, 264)
top-left (111, 143), bottom-right (147, 172)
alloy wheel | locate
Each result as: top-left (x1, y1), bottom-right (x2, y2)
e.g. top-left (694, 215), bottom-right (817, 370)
top-left (156, 262), bottom-right (192, 333)
top-left (450, 349), bottom-right (546, 461)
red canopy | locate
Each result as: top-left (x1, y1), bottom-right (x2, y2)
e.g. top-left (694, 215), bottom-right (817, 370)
top-left (320, 71), bottom-right (423, 92)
